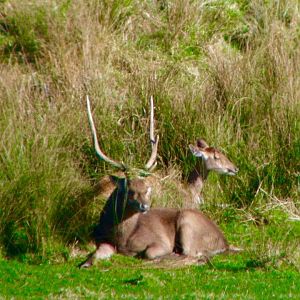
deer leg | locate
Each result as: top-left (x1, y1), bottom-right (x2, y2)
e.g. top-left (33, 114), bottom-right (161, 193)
top-left (145, 242), bottom-right (173, 260)
top-left (80, 243), bottom-right (115, 268)
top-left (178, 223), bottom-right (226, 261)
top-left (126, 234), bottom-right (172, 260)
top-left (177, 223), bottom-right (198, 257)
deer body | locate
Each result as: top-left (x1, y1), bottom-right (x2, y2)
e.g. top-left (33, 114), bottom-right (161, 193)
top-left (81, 176), bottom-right (231, 268)
top-left (127, 207), bottom-right (229, 258)
top-left (91, 178), bottom-right (176, 261)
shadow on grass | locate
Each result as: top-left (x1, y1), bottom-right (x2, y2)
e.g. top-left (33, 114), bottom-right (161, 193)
top-left (209, 257), bottom-right (278, 272)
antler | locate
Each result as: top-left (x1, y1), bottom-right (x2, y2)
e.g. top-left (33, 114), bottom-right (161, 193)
top-left (145, 96), bottom-right (159, 170)
top-left (86, 95), bottom-right (126, 170)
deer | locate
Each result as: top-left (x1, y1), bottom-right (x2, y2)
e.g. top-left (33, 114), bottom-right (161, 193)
top-left (80, 96), bottom-right (240, 268)
top-left (186, 138), bottom-right (238, 206)
top-left (93, 138), bottom-right (238, 209)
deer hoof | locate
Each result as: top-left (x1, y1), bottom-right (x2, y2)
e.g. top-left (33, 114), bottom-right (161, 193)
top-left (79, 260), bottom-right (93, 269)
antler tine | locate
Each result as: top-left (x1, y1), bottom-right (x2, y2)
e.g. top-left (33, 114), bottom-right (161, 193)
top-left (145, 96), bottom-right (159, 170)
top-left (149, 95), bottom-right (155, 144)
top-left (86, 96), bottom-right (125, 170)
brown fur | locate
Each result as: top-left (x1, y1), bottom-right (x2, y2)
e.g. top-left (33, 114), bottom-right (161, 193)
top-left (82, 101), bottom-right (240, 269)
top-left (80, 177), bottom-right (237, 268)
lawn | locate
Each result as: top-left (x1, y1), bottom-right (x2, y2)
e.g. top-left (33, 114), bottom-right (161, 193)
top-left (0, 255), bottom-right (299, 299)
top-left (1, 218), bottom-right (299, 299)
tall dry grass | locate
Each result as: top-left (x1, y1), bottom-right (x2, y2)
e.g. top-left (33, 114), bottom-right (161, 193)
top-left (0, 0), bottom-right (299, 258)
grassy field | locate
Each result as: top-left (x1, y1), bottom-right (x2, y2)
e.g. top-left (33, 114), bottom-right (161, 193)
top-left (1, 218), bottom-right (300, 299)
top-left (1, 212), bottom-right (299, 298)
top-left (0, 0), bottom-right (299, 298)
top-left (0, 256), bottom-right (299, 299)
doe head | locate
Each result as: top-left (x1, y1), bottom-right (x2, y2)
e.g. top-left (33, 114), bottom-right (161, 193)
top-left (189, 138), bottom-right (238, 176)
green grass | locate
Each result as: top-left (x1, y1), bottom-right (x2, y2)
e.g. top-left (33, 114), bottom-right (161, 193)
top-left (1, 220), bottom-right (299, 299)
top-left (1, 254), bottom-right (299, 299)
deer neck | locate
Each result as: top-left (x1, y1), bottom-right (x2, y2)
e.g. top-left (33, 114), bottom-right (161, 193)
top-left (187, 159), bottom-right (210, 205)
top-left (110, 189), bottom-right (138, 224)
top-left (95, 188), bottom-right (138, 240)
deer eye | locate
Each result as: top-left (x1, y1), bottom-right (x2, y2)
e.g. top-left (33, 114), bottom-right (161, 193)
top-left (214, 152), bottom-right (220, 159)
top-left (128, 191), bottom-right (135, 199)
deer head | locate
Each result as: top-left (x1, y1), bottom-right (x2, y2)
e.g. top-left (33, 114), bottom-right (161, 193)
top-left (86, 95), bottom-right (159, 213)
top-left (189, 138), bottom-right (238, 176)
top-left (109, 175), bottom-right (152, 213)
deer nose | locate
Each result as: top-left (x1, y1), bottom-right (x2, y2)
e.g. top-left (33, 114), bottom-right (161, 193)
top-left (228, 167), bottom-right (238, 175)
top-left (139, 203), bottom-right (150, 212)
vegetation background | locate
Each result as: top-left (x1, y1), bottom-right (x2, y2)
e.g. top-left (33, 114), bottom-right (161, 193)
top-left (0, 0), bottom-right (299, 298)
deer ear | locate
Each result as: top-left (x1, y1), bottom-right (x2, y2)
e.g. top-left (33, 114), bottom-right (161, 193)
top-left (109, 175), bottom-right (125, 187)
top-left (145, 187), bottom-right (152, 199)
top-left (189, 145), bottom-right (209, 160)
top-left (197, 139), bottom-right (209, 149)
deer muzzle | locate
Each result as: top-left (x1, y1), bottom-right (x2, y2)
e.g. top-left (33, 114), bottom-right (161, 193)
top-left (139, 203), bottom-right (150, 213)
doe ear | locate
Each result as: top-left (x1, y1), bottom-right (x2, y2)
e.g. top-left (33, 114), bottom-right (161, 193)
top-left (189, 144), bottom-right (208, 160)
top-left (197, 139), bottom-right (209, 149)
